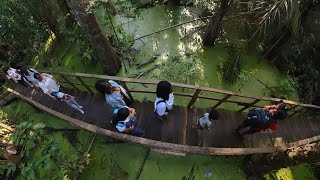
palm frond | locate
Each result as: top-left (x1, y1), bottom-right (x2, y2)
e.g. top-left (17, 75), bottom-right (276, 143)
top-left (249, 0), bottom-right (301, 41)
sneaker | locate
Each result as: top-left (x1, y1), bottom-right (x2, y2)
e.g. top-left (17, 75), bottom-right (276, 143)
top-left (79, 109), bottom-right (85, 114)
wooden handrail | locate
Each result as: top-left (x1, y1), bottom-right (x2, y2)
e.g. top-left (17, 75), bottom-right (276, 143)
top-left (8, 87), bottom-right (320, 155)
top-left (39, 70), bottom-right (320, 112)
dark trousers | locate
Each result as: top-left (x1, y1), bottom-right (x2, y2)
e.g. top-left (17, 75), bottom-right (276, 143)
top-left (235, 119), bottom-right (258, 135)
top-left (126, 119), bottom-right (145, 137)
top-left (18, 79), bottom-right (29, 88)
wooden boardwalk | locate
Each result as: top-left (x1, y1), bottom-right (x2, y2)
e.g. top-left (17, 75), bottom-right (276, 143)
top-left (12, 84), bottom-right (320, 150)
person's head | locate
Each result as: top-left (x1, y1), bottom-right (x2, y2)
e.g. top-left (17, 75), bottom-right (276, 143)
top-left (273, 110), bottom-right (287, 120)
top-left (156, 80), bottom-right (172, 100)
top-left (33, 73), bottom-right (43, 81)
top-left (277, 103), bottom-right (288, 111)
top-left (209, 109), bottom-right (219, 121)
top-left (95, 80), bottom-right (113, 94)
top-left (105, 83), bottom-right (114, 94)
top-left (112, 107), bottom-right (130, 124)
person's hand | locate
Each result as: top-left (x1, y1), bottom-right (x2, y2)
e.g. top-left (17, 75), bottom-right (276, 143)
top-left (129, 125), bottom-right (134, 130)
top-left (129, 108), bottom-right (136, 118)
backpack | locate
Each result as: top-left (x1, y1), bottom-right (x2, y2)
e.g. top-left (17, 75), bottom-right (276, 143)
top-left (155, 100), bottom-right (169, 113)
top-left (247, 108), bottom-right (272, 128)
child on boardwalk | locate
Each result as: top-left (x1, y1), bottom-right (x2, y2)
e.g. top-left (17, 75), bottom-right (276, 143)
top-left (51, 92), bottom-right (84, 114)
top-left (194, 109), bottom-right (219, 130)
top-left (111, 107), bottom-right (144, 137)
top-left (154, 81), bottom-right (174, 120)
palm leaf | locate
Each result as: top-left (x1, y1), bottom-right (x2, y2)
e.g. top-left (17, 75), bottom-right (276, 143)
top-left (249, 0), bottom-right (301, 41)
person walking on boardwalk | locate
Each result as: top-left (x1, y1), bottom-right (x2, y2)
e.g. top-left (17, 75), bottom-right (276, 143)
top-left (2, 66), bottom-right (29, 87)
top-left (95, 80), bottom-right (132, 108)
top-left (34, 73), bottom-right (62, 99)
top-left (21, 68), bottom-right (40, 88)
top-left (193, 109), bottom-right (219, 130)
top-left (111, 107), bottom-right (144, 137)
top-left (51, 91), bottom-right (85, 114)
top-left (234, 107), bottom-right (287, 137)
top-left (154, 80), bottom-right (174, 120)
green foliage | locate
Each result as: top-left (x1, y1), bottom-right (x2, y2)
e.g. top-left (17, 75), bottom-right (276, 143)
top-left (283, 6), bottom-right (320, 103)
top-left (94, 0), bottom-right (137, 47)
top-left (218, 47), bottom-right (244, 85)
top-left (234, 69), bottom-right (257, 92)
top-left (1, 121), bottom-right (91, 179)
top-left (159, 55), bottom-right (203, 84)
top-left (0, 0), bottom-right (49, 65)
top-left (248, 0), bottom-right (301, 39)
top-left (10, 122), bottom-right (46, 158)
top-left (270, 76), bottom-right (297, 99)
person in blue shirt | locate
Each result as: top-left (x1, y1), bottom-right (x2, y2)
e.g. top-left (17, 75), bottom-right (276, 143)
top-left (111, 107), bottom-right (144, 137)
top-left (95, 80), bottom-right (131, 109)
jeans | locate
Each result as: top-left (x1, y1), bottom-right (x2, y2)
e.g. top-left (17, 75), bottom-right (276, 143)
top-left (125, 119), bottom-right (145, 137)
top-left (67, 98), bottom-right (82, 113)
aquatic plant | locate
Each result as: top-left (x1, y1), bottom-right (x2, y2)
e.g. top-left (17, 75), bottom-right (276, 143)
top-left (159, 54), bottom-right (204, 85)
top-left (218, 55), bottom-right (244, 85)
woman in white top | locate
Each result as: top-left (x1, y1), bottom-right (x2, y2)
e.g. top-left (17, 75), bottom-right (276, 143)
top-left (3, 67), bottom-right (29, 87)
top-left (154, 81), bottom-right (174, 119)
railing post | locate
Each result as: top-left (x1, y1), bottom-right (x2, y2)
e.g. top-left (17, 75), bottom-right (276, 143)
top-left (187, 89), bottom-right (201, 108)
top-left (121, 82), bottom-right (134, 102)
top-left (212, 94), bottom-right (232, 109)
top-left (76, 76), bottom-right (94, 94)
top-left (237, 99), bottom-right (260, 112)
top-left (60, 75), bottom-right (80, 91)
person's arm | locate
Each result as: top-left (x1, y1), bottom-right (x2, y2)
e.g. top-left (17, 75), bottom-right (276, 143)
top-left (128, 108), bottom-right (136, 118)
top-left (65, 94), bottom-right (74, 99)
top-left (206, 121), bottom-right (213, 130)
top-left (166, 93), bottom-right (174, 109)
top-left (46, 92), bottom-right (56, 99)
top-left (108, 80), bottom-right (119, 88)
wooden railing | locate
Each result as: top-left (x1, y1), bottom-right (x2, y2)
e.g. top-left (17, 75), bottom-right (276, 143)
top-left (40, 70), bottom-right (320, 116)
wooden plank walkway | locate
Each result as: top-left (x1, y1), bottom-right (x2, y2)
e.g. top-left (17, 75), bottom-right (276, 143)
top-left (12, 84), bottom-right (320, 149)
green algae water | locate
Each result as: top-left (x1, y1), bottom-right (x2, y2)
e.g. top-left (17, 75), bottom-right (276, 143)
top-left (108, 5), bottom-right (299, 109)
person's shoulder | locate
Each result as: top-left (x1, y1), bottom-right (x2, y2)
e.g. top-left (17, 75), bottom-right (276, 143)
top-left (156, 100), bottom-right (167, 107)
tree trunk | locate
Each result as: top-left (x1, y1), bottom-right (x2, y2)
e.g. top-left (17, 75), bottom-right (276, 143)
top-left (40, 0), bottom-right (63, 39)
top-left (67, 0), bottom-right (121, 75)
top-left (203, 0), bottom-right (231, 46)
top-left (57, 0), bottom-right (76, 29)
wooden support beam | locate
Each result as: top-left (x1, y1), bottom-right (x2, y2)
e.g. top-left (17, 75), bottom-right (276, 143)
top-left (121, 82), bottom-right (134, 102)
top-left (76, 76), bottom-right (94, 94)
top-left (187, 89), bottom-right (201, 108)
top-left (212, 94), bottom-right (232, 109)
top-left (238, 99), bottom-right (260, 112)
top-left (60, 75), bottom-right (80, 91)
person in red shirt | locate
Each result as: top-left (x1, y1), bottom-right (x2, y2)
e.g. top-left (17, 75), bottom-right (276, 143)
top-left (234, 105), bottom-right (287, 137)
